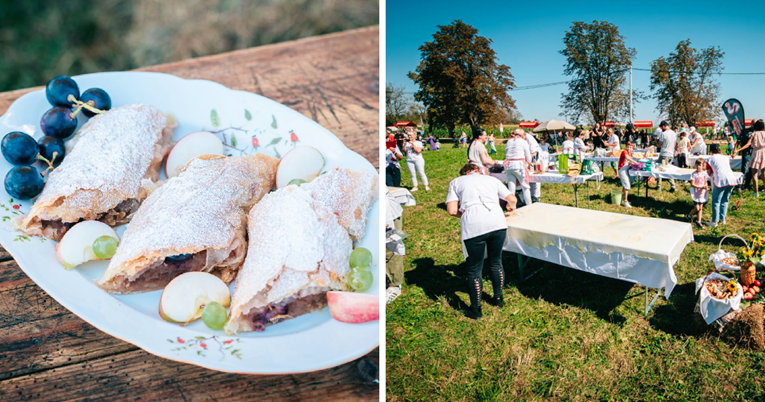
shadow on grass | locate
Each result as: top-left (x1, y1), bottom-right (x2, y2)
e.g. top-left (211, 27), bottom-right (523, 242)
top-left (501, 253), bottom-right (632, 324)
top-left (406, 257), bottom-right (470, 313)
top-left (407, 254), bottom-right (639, 324)
top-left (647, 282), bottom-right (707, 336)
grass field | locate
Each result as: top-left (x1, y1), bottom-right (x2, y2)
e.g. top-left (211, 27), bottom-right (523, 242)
top-left (386, 144), bottom-right (765, 401)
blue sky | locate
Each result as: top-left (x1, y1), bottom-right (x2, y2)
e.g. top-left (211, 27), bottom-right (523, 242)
top-left (386, 0), bottom-right (765, 125)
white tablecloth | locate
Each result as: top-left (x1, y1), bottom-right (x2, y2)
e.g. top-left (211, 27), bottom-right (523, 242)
top-left (503, 203), bottom-right (694, 297)
top-left (687, 155), bottom-right (742, 170)
top-left (387, 186), bottom-right (416, 206)
top-left (490, 171), bottom-right (603, 185)
top-left (585, 155), bottom-right (658, 163)
top-left (629, 167), bottom-right (743, 183)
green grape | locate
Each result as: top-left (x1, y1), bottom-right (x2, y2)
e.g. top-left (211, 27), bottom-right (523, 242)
top-left (93, 235), bottom-right (118, 259)
top-left (349, 247), bottom-right (373, 270)
top-left (348, 268), bottom-right (373, 292)
top-left (201, 301), bottom-right (227, 330)
top-left (288, 178), bottom-right (307, 186)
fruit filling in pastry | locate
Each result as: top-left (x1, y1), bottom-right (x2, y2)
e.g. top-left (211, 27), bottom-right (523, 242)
top-left (96, 154), bottom-right (278, 294)
top-left (244, 291), bottom-right (328, 331)
top-left (38, 198), bottom-right (142, 241)
top-left (15, 104), bottom-right (175, 241)
top-left (225, 168), bottom-right (378, 334)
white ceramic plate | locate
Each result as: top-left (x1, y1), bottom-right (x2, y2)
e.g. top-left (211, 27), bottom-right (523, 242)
top-left (0, 71), bottom-right (379, 374)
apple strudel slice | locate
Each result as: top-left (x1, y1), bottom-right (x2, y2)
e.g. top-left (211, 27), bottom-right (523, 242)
top-left (15, 104), bottom-right (175, 241)
top-left (96, 154), bottom-right (278, 294)
top-left (224, 168), bottom-right (378, 334)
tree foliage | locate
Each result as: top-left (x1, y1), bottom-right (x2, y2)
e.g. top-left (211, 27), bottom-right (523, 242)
top-left (408, 20), bottom-right (515, 136)
top-left (560, 21), bottom-right (637, 124)
top-left (385, 83), bottom-right (425, 126)
top-left (649, 39), bottom-right (724, 127)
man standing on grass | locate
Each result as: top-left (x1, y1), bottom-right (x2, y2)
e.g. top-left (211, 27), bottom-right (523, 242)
top-left (525, 132), bottom-right (542, 202)
top-left (656, 120), bottom-right (677, 192)
top-left (736, 122), bottom-right (755, 193)
top-left (394, 130), bottom-right (406, 153)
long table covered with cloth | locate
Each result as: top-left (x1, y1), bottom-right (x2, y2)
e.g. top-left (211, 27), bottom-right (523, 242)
top-left (489, 171), bottom-right (603, 208)
top-left (503, 203), bottom-right (694, 315)
top-left (629, 166), bottom-right (743, 198)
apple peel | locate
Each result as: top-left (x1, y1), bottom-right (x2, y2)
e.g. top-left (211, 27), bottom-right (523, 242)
top-left (159, 272), bottom-right (231, 324)
top-left (55, 221), bottom-right (119, 270)
top-left (327, 291), bottom-right (379, 324)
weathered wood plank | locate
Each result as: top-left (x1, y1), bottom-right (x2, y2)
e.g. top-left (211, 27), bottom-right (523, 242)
top-left (0, 348), bottom-right (378, 401)
top-left (0, 261), bottom-right (139, 380)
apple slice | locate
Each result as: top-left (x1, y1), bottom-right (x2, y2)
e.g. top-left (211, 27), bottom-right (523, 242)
top-left (159, 272), bottom-right (231, 324)
top-left (55, 221), bottom-right (120, 270)
top-left (327, 291), bottom-right (379, 324)
top-left (276, 145), bottom-right (325, 188)
top-left (164, 131), bottom-right (224, 178)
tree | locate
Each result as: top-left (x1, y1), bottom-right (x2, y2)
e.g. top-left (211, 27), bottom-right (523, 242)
top-left (386, 83), bottom-right (409, 126)
top-left (408, 20), bottom-right (515, 137)
top-left (649, 39), bottom-right (724, 127)
top-left (560, 21), bottom-right (637, 124)
top-left (385, 83), bottom-right (426, 126)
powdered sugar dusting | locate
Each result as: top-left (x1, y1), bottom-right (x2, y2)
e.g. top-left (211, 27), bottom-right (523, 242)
top-left (226, 168), bottom-right (378, 333)
top-left (36, 104), bottom-right (167, 213)
top-left (304, 168), bottom-right (378, 241)
top-left (102, 155), bottom-right (277, 280)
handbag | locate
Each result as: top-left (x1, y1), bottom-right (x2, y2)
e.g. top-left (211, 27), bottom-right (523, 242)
top-left (581, 159), bottom-right (594, 175)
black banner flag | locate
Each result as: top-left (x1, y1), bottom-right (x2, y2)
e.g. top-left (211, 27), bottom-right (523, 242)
top-left (721, 98), bottom-right (745, 136)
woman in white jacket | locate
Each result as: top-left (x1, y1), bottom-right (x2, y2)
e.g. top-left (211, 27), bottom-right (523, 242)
top-left (404, 132), bottom-right (430, 191)
top-left (504, 129), bottom-right (532, 206)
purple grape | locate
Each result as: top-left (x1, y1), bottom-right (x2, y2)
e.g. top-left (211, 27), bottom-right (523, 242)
top-left (40, 107), bottom-right (78, 139)
top-left (45, 76), bottom-right (79, 107)
top-left (37, 136), bottom-right (66, 166)
top-left (5, 166), bottom-right (44, 200)
top-left (80, 88), bottom-right (111, 117)
top-left (1, 132), bottom-right (39, 166)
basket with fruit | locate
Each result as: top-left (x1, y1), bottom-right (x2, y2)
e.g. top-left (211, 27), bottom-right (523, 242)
top-left (696, 271), bottom-right (744, 325)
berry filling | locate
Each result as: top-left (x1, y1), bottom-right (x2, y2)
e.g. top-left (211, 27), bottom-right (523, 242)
top-left (244, 293), bottom-right (328, 332)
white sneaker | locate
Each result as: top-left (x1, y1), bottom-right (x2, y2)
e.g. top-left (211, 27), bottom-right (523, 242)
top-left (425, 186), bottom-right (431, 191)
top-left (621, 200), bottom-right (632, 208)
top-left (706, 221), bottom-right (718, 228)
top-left (386, 286), bottom-right (401, 304)
top-left (411, 187), bottom-right (418, 192)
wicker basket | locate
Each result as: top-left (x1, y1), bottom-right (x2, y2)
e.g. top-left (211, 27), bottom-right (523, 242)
top-left (718, 234), bottom-right (756, 286)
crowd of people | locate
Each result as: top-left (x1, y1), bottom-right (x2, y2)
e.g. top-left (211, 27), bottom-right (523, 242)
top-left (385, 119), bottom-right (765, 313)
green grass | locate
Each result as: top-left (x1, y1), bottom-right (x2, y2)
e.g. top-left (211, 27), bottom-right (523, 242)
top-left (386, 145), bottom-right (765, 401)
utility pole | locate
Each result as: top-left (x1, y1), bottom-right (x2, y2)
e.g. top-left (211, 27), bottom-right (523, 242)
top-left (629, 66), bottom-right (633, 124)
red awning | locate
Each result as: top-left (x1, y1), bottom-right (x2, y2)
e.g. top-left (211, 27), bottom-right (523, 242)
top-left (602, 121), bottom-right (615, 127)
top-left (395, 121), bottom-right (417, 127)
top-left (633, 121), bottom-right (653, 128)
top-left (695, 120), bottom-right (715, 127)
top-left (745, 119), bottom-right (755, 127)
top-left (519, 121), bottom-right (539, 128)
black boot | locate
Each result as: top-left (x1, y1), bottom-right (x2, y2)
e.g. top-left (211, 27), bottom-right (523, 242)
top-left (490, 266), bottom-right (505, 308)
top-left (466, 277), bottom-right (483, 319)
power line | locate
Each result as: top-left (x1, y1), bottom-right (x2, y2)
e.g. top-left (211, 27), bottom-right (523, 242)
top-left (395, 68), bottom-right (765, 94)
top-left (632, 67), bottom-right (765, 75)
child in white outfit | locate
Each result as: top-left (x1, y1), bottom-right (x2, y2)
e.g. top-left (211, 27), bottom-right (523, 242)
top-left (687, 159), bottom-right (710, 229)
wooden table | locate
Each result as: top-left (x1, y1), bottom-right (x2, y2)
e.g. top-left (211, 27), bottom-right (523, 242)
top-left (0, 26), bottom-right (379, 401)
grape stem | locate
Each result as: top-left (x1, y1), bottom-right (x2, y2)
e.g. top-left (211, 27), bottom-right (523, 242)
top-left (37, 151), bottom-right (58, 177)
top-left (67, 94), bottom-right (104, 118)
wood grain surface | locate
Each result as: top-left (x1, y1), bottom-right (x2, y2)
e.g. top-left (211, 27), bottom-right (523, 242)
top-left (0, 26), bottom-right (380, 401)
